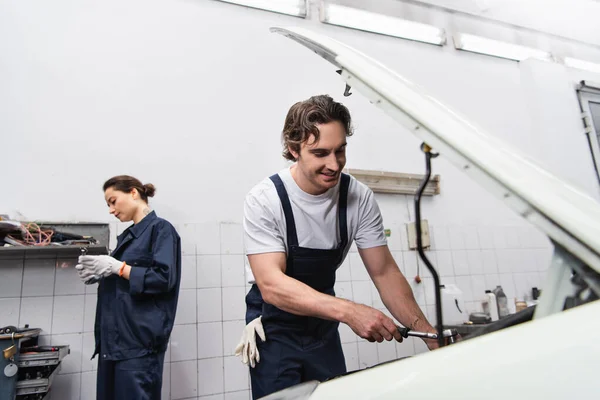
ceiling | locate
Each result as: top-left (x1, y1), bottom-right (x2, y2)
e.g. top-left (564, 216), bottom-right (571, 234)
top-left (412, 0), bottom-right (600, 46)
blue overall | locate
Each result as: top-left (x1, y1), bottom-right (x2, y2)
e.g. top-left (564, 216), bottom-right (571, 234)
top-left (246, 173), bottom-right (350, 399)
top-left (94, 211), bottom-right (181, 400)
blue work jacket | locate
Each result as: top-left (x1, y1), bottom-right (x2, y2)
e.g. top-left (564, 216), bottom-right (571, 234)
top-left (93, 211), bottom-right (181, 361)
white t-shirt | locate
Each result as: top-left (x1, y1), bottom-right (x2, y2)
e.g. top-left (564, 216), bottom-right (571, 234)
top-left (243, 166), bottom-right (387, 283)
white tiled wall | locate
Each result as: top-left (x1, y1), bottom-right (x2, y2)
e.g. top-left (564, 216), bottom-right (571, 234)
top-left (0, 219), bottom-right (551, 399)
top-left (0, 256), bottom-right (95, 400)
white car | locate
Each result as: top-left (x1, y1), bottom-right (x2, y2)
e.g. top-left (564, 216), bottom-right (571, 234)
top-left (260, 27), bottom-right (600, 400)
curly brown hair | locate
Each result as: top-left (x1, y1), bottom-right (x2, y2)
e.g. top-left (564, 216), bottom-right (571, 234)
top-left (281, 95), bottom-right (354, 161)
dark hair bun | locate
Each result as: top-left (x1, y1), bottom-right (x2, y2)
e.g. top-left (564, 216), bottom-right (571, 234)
top-left (143, 183), bottom-right (156, 198)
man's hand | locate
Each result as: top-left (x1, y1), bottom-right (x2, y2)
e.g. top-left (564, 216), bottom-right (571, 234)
top-left (345, 304), bottom-right (403, 343)
top-left (235, 317), bottom-right (266, 368)
top-left (424, 337), bottom-right (440, 351)
top-left (424, 332), bottom-right (463, 350)
top-left (76, 255), bottom-right (123, 283)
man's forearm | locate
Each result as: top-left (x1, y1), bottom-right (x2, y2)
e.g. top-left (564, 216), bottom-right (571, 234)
top-left (373, 266), bottom-right (434, 333)
top-left (260, 272), bottom-right (354, 323)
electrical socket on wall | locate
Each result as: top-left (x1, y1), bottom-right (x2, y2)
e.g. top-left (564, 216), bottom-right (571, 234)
top-left (407, 220), bottom-right (430, 250)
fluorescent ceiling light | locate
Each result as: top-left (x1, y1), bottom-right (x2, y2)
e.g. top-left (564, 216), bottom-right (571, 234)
top-left (320, 3), bottom-right (446, 46)
top-left (564, 57), bottom-right (600, 74)
top-left (217, 0), bottom-right (307, 18)
top-left (453, 33), bottom-right (552, 62)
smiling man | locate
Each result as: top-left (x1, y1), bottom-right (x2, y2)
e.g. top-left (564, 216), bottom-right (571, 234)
top-left (238, 95), bottom-right (437, 399)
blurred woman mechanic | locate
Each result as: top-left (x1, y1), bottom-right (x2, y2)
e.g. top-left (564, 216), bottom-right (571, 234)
top-left (76, 175), bottom-right (181, 400)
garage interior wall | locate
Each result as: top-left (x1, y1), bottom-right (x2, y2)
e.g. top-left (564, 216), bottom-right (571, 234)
top-left (1, 0), bottom-right (600, 399)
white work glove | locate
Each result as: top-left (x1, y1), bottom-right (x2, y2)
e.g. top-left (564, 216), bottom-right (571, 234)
top-left (75, 255), bottom-right (123, 283)
top-left (234, 317), bottom-right (266, 368)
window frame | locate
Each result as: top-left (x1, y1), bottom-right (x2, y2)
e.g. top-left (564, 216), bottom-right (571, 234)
top-left (577, 80), bottom-right (600, 186)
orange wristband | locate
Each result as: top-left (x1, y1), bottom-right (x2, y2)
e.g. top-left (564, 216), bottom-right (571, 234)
top-left (118, 261), bottom-right (127, 277)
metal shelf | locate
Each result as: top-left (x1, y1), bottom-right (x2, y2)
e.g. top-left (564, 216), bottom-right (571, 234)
top-left (15, 363), bottom-right (61, 396)
top-left (0, 244), bottom-right (108, 260)
top-left (18, 346), bottom-right (70, 368)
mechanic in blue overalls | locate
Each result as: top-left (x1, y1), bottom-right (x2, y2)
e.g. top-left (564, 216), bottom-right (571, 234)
top-left (236, 95), bottom-right (439, 399)
top-left (76, 175), bottom-right (181, 400)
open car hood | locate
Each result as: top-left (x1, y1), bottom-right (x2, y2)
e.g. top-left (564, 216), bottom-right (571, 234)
top-left (270, 26), bottom-right (600, 274)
